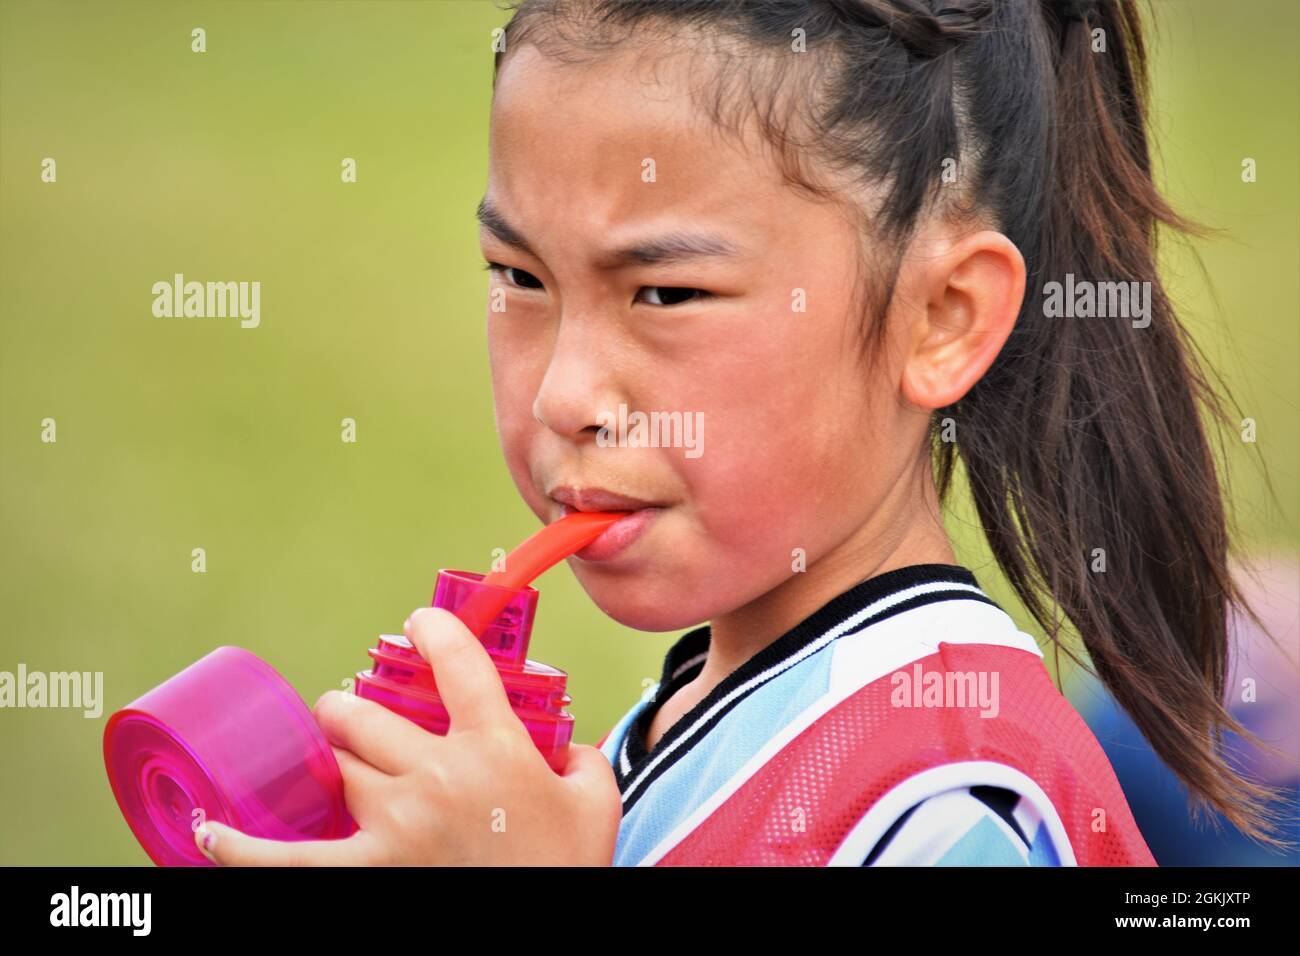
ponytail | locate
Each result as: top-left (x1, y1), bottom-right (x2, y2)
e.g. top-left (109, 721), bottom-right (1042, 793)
top-left (939, 0), bottom-right (1290, 846)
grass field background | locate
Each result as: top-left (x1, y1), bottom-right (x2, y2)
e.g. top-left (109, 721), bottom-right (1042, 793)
top-left (1, 0), bottom-right (1295, 864)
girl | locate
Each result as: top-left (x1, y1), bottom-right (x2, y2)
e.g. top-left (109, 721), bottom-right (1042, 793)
top-left (196, 0), bottom-right (1288, 866)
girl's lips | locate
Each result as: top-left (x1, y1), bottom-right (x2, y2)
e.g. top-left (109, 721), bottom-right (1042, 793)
top-left (558, 504), bottom-right (662, 561)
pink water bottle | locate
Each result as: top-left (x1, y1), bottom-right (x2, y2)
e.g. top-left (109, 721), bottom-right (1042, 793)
top-left (354, 569), bottom-right (574, 773)
top-left (103, 512), bottom-right (623, 866)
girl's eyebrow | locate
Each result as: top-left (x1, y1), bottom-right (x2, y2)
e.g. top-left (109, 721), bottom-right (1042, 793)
top-left (476, 196), bottom-right (745, 268)
top-left (477, 196), bottom-right (540, 259)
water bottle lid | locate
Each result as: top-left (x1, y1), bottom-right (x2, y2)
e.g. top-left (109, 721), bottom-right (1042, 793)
top-left (433, 568), bottom-right (539, 668)
top-left (103, 646), bottom-right (355, 866)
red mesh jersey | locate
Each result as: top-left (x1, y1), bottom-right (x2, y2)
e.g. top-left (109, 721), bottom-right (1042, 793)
top-left (654, 642), bottom-right (1157, 866)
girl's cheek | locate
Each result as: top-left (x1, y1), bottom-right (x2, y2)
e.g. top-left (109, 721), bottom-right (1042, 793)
top-left (681, 451), bottom-right (787, 553)
top-left (724, 423), bottom-right (854, 553)
top-left (488, 396), bottom-right (542, 502)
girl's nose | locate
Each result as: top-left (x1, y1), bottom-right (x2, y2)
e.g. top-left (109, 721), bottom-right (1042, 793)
top-left (530, 319), bottom-right (625, 444)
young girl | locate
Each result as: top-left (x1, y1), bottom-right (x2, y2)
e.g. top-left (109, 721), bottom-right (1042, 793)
top-left (195, 0), bottom-right (1287, 866)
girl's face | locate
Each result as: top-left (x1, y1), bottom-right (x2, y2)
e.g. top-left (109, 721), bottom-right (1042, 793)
top-left (482, 43), bottom-right (923, 632)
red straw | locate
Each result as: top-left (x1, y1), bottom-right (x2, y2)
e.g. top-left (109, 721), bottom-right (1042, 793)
top-left (455, 511), bottom-right (626, 637)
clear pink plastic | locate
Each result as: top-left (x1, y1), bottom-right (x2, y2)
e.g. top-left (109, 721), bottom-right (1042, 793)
top-left (103, 646), bottom-right (357, 867)
top-left (355, 570), bottom-right (574, 773)
top-left (433, 569), bottom-right (539, 668)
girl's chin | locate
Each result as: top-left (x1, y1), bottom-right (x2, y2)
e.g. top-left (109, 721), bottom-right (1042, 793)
top-left (570, 573), bottom-right (705, 633)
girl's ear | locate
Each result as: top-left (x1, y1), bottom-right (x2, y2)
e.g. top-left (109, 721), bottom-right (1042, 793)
top-left (898, 229), bottom-right (1025, 410)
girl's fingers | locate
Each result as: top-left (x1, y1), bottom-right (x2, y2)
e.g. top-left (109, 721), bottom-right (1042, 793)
top-left (332, 745), bottom-right (391, 823)
top-left (313, 688), bottom-right (434, 775)
top-left (195, 820), bottom-right (380, 867)
top-left (404, 607), bottom-right (518, 734)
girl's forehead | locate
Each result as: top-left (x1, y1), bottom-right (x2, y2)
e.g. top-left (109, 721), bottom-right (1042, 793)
top-left (486, 50), bottom-right (811, 254)
top-left (490, 41), bottom-right (777, 176)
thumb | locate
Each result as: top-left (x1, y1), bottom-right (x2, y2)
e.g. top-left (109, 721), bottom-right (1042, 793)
top-left (561, 743), bottom-right (621, 803)
top-left (195, 819), bottom-right (375, 867)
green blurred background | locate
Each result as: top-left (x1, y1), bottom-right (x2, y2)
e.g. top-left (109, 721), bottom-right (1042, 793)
top-left (0, 0), bottom-right (1295, 864)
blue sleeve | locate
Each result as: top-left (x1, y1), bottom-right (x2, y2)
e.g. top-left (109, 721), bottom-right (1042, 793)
top-left (862, 785), bottom-right (1064, 866)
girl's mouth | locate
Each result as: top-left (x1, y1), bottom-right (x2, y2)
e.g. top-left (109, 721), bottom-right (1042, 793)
top-left (557, 503), bottom-right (663, 562)
top-left (547, 485), bottom-right (666, 562)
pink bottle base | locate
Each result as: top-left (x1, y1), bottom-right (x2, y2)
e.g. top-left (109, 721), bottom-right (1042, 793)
top-left (103, 646), bottom-right (356, 866)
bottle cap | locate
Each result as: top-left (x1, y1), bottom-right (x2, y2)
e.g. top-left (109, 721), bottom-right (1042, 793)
top-left (103, 646), bottom-right (357, 866)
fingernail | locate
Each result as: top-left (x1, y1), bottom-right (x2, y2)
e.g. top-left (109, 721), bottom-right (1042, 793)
top-left (196, 824), bottom-right (217, 861)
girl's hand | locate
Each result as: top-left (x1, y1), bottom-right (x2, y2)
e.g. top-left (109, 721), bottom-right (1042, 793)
top-left (193, 607), bottom-right (622, 866)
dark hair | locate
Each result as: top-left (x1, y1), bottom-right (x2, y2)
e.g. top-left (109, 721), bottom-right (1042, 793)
top-left (490, 0), bottom-right (1291, 846)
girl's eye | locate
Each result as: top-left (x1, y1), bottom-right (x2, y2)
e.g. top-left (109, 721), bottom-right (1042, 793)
top-left (484, 261), bottom-right (544, 290)
top-left (635, 286), bottom-right (712, 307)
top-left (484, 262), bottom-right (711, 307)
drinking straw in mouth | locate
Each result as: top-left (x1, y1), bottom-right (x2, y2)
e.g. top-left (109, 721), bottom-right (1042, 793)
top-left (453, 511), bottom-right (625, 637)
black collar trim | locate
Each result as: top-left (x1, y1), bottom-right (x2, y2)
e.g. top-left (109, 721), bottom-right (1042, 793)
top-left (615, 564), bottom-right (999, 812)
